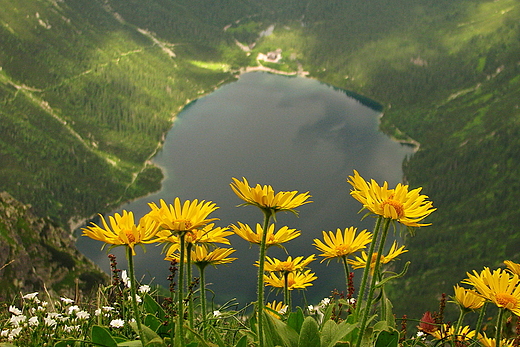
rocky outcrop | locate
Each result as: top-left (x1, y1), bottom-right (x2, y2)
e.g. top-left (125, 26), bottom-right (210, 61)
top-left (0, 192), bottom-right (108, 300)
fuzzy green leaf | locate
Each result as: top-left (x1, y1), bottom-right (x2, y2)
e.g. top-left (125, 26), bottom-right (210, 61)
top-left (287, 307), bottom-right (305, 333)
top-left (374, 330), bottom-right (399, 347)
top-left (298, 317), bottom-right (320, 347)
top-left (91, 325), bottom-right (118, 347)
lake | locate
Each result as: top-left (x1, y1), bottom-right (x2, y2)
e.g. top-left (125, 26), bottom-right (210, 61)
top-left (76, 71), bottom-right (414, 306)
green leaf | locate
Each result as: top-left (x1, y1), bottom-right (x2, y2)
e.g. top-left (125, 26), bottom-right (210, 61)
top-left (143, 314), bottom-right (162, 332)
top-left (321, 303), bottom-right (335, 327)
top-left (209, 325), bottom-right (227, 347)
top-left (321, 320), bottom-right (358, 347)
top-left (117, 341), bottom-right (145, 347)
top-left (263, 312), bottom-right (299, 347)
top-left (374, 330), bottom-right (399, 347)
top-left (143, 294), bottom-right (167, 320)
top-left (235, 335), bottom-right (248, 347)
top-left (298, 317), bottom-right (320, 347)
top-left (91, 325), bottom-right (118, 347)
top-left (287, 307), bottom-right (305, 333)
top-left (128, 322), bottom-right (166, 346)
top-left (320, 320), bottom-right (338, 347)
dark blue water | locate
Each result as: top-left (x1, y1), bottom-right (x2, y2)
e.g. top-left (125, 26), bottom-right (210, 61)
top-left (76, 72), bottom-right (413, 306)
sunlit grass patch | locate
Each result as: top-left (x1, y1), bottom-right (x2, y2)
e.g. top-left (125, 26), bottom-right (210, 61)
top-left (188, 60), bottom-right (231, 72)
top-left (442, 0), bottom-right (519, 52)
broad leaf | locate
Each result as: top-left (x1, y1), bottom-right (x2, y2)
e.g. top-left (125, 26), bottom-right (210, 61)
top-left (287, 308), bottom-right (305, 333)
top-left (322, 320), bottom-right (358, 347)
top-left (374, 330), bottom-right (399, 347)
top-left (91, 325), bottom-right (118, 347)
top-left (298, 317), bottom-right (320, 347)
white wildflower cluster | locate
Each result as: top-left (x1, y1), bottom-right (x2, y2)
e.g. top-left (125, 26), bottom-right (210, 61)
top-left (0, 293), bottom-right (103, 345)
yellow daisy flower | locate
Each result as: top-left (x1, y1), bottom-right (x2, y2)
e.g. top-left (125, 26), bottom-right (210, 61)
top-left (165, 244), bottom-right (237, 267)
top-left (81, 210), bottom-right (160, 256)
top-left (146, 198), bottom-right (219, 235)
top-left (463, 267), bottom-right (520, 315)
top-left (452, 284), bottom-right (485, 310)
top-left (347, 241), bottom-right (408, 272)
top-left (430, 324), bottom-right (476, 342)
top-left (347, 170), bottom-right (436, 227)
top-left (258, 255), bottom-right (316, 273)
top-left (230, 177), bottom-right (312, 214)
top-left (230, 222), bottom-right (301, 247)
top-left (504, 260), bottom-right (520, 276)
top-left (265, 300), bottom-right (288, 319)
top-left (479, 333), bottom-right (515, 347)
top-left (313, 227), bottom-right (372, 262)
top-left (264, 270), bottom-right (317, 290)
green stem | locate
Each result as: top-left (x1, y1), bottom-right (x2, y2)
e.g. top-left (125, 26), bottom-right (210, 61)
top-left (198, 264), bottom-right (208, 340)
top-left (474, 302), bottom-right (488, 338)
top-left (178, 233), bottom-right (186, 346)
top-left (341, 256), bottom-right (351, 297)
top-left (453, 308), bottom-right (467, 347)
top-left (355, 217), bottom-right (391, 347)
top-left (284, 272), bottom-right (291, 312)
top-left (354, 216), bottom-right (382, 319)
top-left (126, 247), bottom-right (146, 346)
top-left (187, 242), bottom-right (194, 330)
top-left (257, 209), bottom-right (273, 347)
top-left (496, 308), bottom-right (505, 347)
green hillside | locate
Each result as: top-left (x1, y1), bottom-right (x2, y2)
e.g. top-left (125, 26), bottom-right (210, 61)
top-left (1, 0), bottom-right (519, 319)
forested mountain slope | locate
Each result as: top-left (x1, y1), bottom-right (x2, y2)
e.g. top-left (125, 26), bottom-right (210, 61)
top-left (1, 0), bottom-right (519, 317)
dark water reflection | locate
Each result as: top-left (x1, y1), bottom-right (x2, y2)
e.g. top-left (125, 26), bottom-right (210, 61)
top-left (76, 72), bottom-right (413, 306)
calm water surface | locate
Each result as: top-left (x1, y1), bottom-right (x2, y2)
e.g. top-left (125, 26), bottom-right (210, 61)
top-left (76, 72), bottom-right (413, 305)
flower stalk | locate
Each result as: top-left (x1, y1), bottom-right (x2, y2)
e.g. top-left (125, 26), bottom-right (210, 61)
top-left (355, 217), bottom-right (391, 347)
top-left (126, 246), bottom-right (146, 346)
top-left (256, 209), bottom-right (273, 347)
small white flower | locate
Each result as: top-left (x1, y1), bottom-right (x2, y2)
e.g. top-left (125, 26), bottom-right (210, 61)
top-left (278, 306), bottom-right (288, 315)
top-left (138, 285), bottom-right (151, 294)
top-left (8, 327), bottom-right (23, 340)
top-left (102, 306), bottom-right (115, 311)
top-left (10, 314), bottom-right (26, 327)
top-left (28, 316), bottom-right (39, 326)
top-left (76, 311), bottom-right (90, 320)
top-left (319, 298), bottom-right (331, 307)
top-left (213, 310), bottom-right (222, 318)
top-left (416, 331), bottom-right (426, 339)
top-left (60, 297), bottom-right (74, 304)
top-left (94, 308), bottom-right (102, 316)
top-left (121, 270), bottom-right (131, 288)
top-left (9, 305), bottom-right (22, 316)
top-left (307, 305), bottom-right (316, 313)
top-left (1, 330), bottom-right (9, 337)
top-left (64, 325), bottom-right (81, 332)
top-left (22, 292), bottom-right (39, 300)
top-left (110, 319), bottom-right (125, 328)
top-left (68, 305), bottom-right (80, 314)
top-left (58, 316), bottom-right (70, 322)
top-left (41, 301), bottom-right (49, 307)
top-left (128, 295), bottom-right (142, 303)
top-left (44, 317), bottom-right (57, 327)
top-left (348, 298), bottom-right (356, 305)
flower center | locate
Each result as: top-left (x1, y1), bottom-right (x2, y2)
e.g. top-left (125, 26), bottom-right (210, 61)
top-left (496, 292), bottom-right (518, 309)
top-left (125, 231), bottom-right (136, 243)
top-left (336, 244), bottom-right (352, 256)
top-left (278, 261), bottom-right (293, 271)
top-left (381, 199), bottom-right (405, 219)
